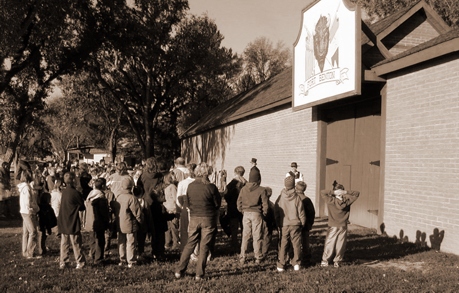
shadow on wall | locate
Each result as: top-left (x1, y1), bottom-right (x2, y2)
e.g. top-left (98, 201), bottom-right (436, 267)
top-left (181, 75), bottom-right (280, 166)
top-left (380, 223), bottom-right (445, 252)
top-left (182, 125), bottom-right (236, 167)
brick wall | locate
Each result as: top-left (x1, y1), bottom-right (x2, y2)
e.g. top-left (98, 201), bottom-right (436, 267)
top-left (182, 105), bottom-right (319, 206)
top-left (384, 56), bottom-right (459, 254)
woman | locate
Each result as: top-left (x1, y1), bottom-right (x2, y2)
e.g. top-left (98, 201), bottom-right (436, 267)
top-left (19, 170), bottom-right (40, 259)
top-left (137, 157), bottom-right (167, 260)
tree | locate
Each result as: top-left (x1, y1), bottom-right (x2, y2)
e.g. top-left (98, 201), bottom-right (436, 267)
top-left (354, 0), bottom-right (459, 28)
top-left (236, 37), bottom-right (291, 93)
top-left (0, 0), bottom-right (104, 164)
top-left (90, 2), bottom-right (241, 161)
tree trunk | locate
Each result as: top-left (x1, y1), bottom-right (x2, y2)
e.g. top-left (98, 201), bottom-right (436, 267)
top-left (109, 128), bottom-right (117, 164)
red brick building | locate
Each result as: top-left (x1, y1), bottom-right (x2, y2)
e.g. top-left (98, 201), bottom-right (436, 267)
top-left (181, 1), bottom-right (459, 255)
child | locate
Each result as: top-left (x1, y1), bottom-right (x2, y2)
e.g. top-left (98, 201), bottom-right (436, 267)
top-left (163, 172), bottom-right (180, 251)
top-left (104, 184), bottom-right (116, 257)
top-left (84, 178), bottom-right (110, 265)
top-left (223, 166), bottom-right (246, 253)
top-left (320, 182), bottom-right (359, 267)
top-left (274, 176), bottom-right (305, 272)
top-left (133, 175), bottom-right (153, 261)
top-left (295, 181), bottom-right (315, 266)
top-left (261, 186), bottom-right (276, 258)
top-left (58, 172), bottom-right (86, 269)
top-left (114, 177), bottom-right (142, 268)
top-left (50, 179), bottom-right (62, 219)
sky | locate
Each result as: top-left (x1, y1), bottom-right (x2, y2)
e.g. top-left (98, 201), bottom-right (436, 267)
top-left (187, 0), bottom-right (314, 54)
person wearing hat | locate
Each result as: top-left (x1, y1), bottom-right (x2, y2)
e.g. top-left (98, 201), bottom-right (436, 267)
top-left (274, 175), bottom-right (305, 272)
top-left (249, 158), bottom-right (261, 183)
top-left (286, 162), bottom-right (304, 185)
top-left (237, 165), bottom-right (268, 265)
top-left (320, 181), bottom-right (359, 268)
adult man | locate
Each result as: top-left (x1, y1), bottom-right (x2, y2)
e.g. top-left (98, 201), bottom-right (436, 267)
top-left (286, 162), bottom-right (304, 184)
top-left (173, 157), bottom-right (189, 183)
top-left (237, 165), bottom-right (268, 265)
top-left (175, 163), bottom-right (221, 281)
top-left (320, 182), bottom-right (359, 267)
top-left (249, 158), bottom-right (261, 183)
top-left (58, 172), bottom-right (86, 269)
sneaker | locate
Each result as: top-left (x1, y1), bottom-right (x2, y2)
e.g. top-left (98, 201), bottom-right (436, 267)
top-left (334, 262), bottom-right (340, 268)
top-left (174, 272), bottom-right (182, 279)
top-left (127, 263), bottom-right (134, 269)
top-left (76, 263), bottom-right (85, 269)
top-left (59, 263), bottom-right (67, 270)
top-left (190, 254), bottom-right (198, 262)
top-left (277, 267), bottom-right (285, 272)
top-left (118, 261), bottom-right (126, 267)
top-left (294, 264), bottom-right (300, 271)
top-left (195, 276), bottom-right (203, 281)
top-left (320, 261), bottom-right (329, 267)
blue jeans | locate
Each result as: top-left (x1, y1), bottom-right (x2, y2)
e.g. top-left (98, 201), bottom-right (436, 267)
top-left (176, 216), bottom-right (217, 277)
top-left (240, 212), bottom-right (263, 260)
top-left (21, 213), bottom-right (38, 257)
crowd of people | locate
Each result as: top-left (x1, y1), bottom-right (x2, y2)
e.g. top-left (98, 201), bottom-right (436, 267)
top-left (4, 155), bottom-right (360, 280)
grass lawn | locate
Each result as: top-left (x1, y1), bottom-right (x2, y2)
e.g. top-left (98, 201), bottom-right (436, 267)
top-left (1, 197), bottom-right (459, 292)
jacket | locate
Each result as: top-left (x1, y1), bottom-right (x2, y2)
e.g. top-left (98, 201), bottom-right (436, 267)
top-left (18, 182), bottom-right (39, 215)
top-left (114, 191), bottom-right (142, 234)
top-left (84, 189), bottom-right (110, 232)
top-left (185, 177), bottom-right (221, 218)
top-left (275, 188), bottom-right (305, 227)
top-left (298, 192), bottom-right (316, 231)
top-left (320, 189), bottom-right (360, 227)
top-left (58, 186), bottom-right (85, 235)
top-left (163, 184), bottom-right (178, 213)
top-left (224, 177), bottom-right (246, 218)
top-left (237, 182), bottom-right (268, 216)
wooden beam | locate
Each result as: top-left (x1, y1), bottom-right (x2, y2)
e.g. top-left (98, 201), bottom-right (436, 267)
top-left (361, 21), bottom-right (392, 59)
top-left (364, 70), bottom-right (386, 82)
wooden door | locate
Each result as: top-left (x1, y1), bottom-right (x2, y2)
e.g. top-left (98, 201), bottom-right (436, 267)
top-left (322, 98), bottom-right (381, 229)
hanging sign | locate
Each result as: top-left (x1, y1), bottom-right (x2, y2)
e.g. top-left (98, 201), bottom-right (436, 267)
top-left (293, 0), bottom-right (361, 109)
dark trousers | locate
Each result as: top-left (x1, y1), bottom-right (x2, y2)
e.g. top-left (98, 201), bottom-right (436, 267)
top-left (302, 228), bottom-right (312, 265)
top-left (89, 230), bottom-right (105, 263)
top-left (179, 209), bottom-right (189, 252)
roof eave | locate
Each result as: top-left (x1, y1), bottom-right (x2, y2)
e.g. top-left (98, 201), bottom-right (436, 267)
top-left (372, 38), bottom-right (459, 76)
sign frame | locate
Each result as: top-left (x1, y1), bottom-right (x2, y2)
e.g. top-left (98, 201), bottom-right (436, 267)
top-left (293, 0), bottom-right (361, 110)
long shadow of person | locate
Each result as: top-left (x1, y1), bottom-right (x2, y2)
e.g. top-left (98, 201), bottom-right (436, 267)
top-left (429, 228), bottom-right (444, 252)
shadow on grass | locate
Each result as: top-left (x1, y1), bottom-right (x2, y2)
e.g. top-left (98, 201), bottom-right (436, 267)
top-left (211, 216), bottom-right (432, 274)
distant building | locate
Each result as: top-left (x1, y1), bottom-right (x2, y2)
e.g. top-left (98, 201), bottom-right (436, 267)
top-left (67, 147), bottom-right (110, 165)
